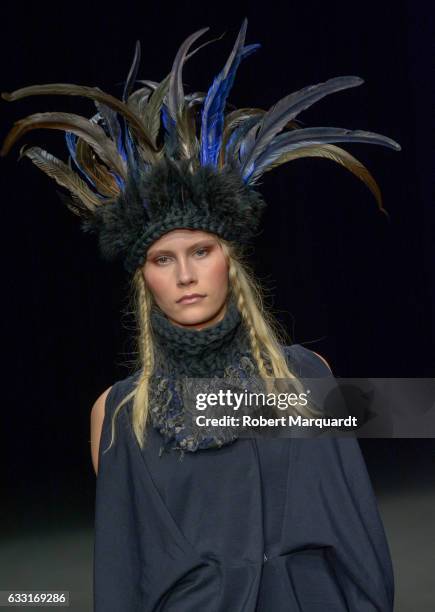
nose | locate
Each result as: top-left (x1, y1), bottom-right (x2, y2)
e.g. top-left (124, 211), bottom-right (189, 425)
top-left (176, 257), bottom-right (197, 286)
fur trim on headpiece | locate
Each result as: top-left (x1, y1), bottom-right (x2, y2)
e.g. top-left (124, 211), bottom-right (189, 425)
top-left (87, 157), bottom-right (267, 272)
top-left (1, 18), bottom-right (401, 273)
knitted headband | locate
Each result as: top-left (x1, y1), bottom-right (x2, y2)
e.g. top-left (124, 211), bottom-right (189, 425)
top-left (1, 18), bottom-right (401, 274)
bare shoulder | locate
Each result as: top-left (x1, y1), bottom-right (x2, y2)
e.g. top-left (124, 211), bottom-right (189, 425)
top-left (90, 385), bottom-right (113, 476)
top-left (311, 351), bottom-right (333, 373)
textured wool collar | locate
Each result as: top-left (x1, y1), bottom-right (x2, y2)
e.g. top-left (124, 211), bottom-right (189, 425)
top-left (148, 296), bottom-right (262, 458)
top-left (150, 296), bottom-right (250, 377)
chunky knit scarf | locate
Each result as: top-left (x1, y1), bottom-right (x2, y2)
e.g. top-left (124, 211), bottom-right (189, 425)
top-left (148, 297), bottom-right (267, 459)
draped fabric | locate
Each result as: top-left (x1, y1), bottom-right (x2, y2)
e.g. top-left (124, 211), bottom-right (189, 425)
top-left (93, 342), bottom-right (394, 611)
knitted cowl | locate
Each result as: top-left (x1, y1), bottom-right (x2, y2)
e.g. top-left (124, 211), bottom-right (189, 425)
top-left (147, 296), bottom-right (267, 460)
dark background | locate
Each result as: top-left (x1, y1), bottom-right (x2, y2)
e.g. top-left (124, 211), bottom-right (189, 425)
top-left (1, 1), bottom-right (434, 610)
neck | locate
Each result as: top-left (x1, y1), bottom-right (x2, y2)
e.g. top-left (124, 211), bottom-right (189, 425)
top-left (150, 296), bottom-right (250, 377)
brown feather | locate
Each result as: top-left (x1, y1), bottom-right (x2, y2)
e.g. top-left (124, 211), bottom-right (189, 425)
top-left (168, 28), bottom-right (210, 120)
top-left (1, 111), bottom-right (127, 179)
top-left (127, 86), bottom-right (153, 117)
top-left (175, 105), bottom-right (199, 166)
top-left (259, 143), bottom-right (388, 216)
top-left (75, 138), bottom-right (121, 197)
top-left (219, 108), bottom-right (265, 167)
top-left (140, 74), bottom-right (171, 148)
top-left (1, 83), bottom-right (158, 156)
top-left (19, 145), bottom-right (103, 211)
top-left (219, 109), bottom-right (301, 167)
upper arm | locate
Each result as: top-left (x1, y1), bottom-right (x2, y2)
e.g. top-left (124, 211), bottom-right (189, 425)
top-left (311, 351), bottom-right (333, 373)
top-left (90, 385), bottom-right (113, 476)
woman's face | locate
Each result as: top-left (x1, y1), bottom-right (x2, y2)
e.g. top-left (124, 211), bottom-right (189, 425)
top-left (142, 229), bottom-right (229, 330)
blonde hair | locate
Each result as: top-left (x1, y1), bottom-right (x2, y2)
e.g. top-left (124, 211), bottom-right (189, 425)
top-left (104, 236), bottom-right (314, 453)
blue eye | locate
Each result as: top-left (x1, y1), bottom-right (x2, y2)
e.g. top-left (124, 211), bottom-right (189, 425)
top-left (195, 247), bottom-right (208, 257)
top-left (155, 256), bottom-right (170, 265)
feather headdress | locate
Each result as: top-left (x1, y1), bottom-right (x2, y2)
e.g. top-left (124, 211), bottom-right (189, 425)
top-left (1, 18), bottom-right (401, 273)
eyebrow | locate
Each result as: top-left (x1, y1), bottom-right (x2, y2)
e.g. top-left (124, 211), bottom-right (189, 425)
top-left (147, 239), bottom-right (216, 259)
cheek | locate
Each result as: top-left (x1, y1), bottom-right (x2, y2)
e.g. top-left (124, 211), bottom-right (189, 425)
top-left (207, 254), bottom-right (228, 289)
top-left (142, 266), bottom-right (169, 300)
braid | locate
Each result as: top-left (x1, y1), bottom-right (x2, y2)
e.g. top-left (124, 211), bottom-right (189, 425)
top-left (228, 258), bottom-right (271, 379)
top-left (129, 273), bottom-right (155, 448)
top-left (136, 271), bottom-right (154, 369)
top-left (220, 240), bottom-right (312, 402)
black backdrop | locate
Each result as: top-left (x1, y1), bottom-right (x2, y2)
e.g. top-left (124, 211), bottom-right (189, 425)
top-left (1, 1), bottom-right (434, 610)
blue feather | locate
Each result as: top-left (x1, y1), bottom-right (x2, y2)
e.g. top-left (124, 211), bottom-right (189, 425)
top-left (225, 115), bottom-right (262, 167)
top-left (161, 104), bottom-right (174, 132)
top-left (200, 19), bottom-right (260, 167)
top-left (65, 131), bottom-right (126, 194)
top-left (161, 104), bottom-right (178, 157)
top-left (124, 127), bottom-right (136, 163)
top-left (64, 131), bottom-right (98, 190)
top-left (200, 43), bottom-right (260, 167)
top-left (116, 128), bottom-right (127, 163)
top-left (110, 170), bottom-right (126, 190)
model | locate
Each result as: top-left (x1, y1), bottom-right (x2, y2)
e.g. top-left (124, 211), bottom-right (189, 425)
top-left (1, 18), bottom-right (400, 611)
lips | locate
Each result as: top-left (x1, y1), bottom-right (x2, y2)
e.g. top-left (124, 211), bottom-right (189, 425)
top-left (177, 294), bottom-right (205, 304)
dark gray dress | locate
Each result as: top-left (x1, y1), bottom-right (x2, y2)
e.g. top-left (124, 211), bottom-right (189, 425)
top-left (93, 342), bottom-right (394, 611)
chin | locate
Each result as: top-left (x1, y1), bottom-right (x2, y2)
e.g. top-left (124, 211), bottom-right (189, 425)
top-left (175, 305), bottom-right (212, 324)
top-left (171, 300), bottom-right (225, 328)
